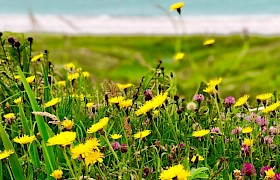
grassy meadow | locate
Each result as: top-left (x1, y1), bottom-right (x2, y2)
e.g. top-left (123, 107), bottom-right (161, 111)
top-left (0, 31), bottom-right (280, 180)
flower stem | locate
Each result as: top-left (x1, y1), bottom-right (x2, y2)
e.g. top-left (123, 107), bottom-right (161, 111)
top-left (62, 147), bottom-right (77, 179)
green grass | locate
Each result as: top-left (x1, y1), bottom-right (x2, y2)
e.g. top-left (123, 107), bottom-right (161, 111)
top-left (22, 33), bottom-right (280, 98)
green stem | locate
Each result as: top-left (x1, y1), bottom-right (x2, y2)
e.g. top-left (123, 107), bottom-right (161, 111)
top-left (103, 131), bottom-right (120, 164)
top-left (62, 147), bottom-right (77, 179)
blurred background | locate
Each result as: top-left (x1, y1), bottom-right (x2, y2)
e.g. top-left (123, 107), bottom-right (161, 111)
top-left (0, 0), bottom-right (280, 98)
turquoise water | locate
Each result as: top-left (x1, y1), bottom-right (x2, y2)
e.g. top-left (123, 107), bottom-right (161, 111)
top-left (0, 0), bottom-right (279, 16)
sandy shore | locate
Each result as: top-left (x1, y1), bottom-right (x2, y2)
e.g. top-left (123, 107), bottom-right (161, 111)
top-left (1, 15), bottom-right (280, 35)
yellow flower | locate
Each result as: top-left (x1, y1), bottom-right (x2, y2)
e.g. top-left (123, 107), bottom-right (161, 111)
top-left (119, 99), bottom-right (133, 108)
top-left (153, 110), bottom-right (159, 117)
top-left (14, 97), bottom-right (22, 104)
top-left (191, 155), bottom-right (204, 162)
top-left (71, 138), bottom-right (100, 159)
top-left (57, 81), bottom-right (66, 87)
top-left (64, 63), bottom-right (75, 69)
top-left (3, 113), bottom-right (15, 120)
top-left (207, 78), bottom-right (222, 87)
top-left (13, 134), bottom-right (36, 145)
top-left (31, 53), bottom-right (44, 62)
top-left (44, 98), bottom-right (61, 108)
top-left (67, 73), bottom-right (79, 81)
top-left (243, 138), bottom-right (253, 147)
top-left (84, 151), bottom-right (104, 165)
top-left (135, 92), bottom-right (168, 116)
top-left (193, 129), bottom-right (210, 138)
top-left (117, 83), bottom-right (133, 90)
top-left (0, 150), bottom-right (14, 160)
top-left (170, 2), bottom-right (184, 11)
top-left (86, 102), bottom-right (94, 108)
top-left (110, 134), bottom-right (122, 140)
top-left (61, 119), bottom-right (74, 130)
top-left (242, 127), bottom-right (253, 134)
top-left (50, 169), bottom-right (63, 179)
top-left (26, 75), bottom-right (35, 83)
top-left (14, 75), bottom-right (20, 80)
top-left (256, 93), bottom-right (272, 101)
top-left (265, 169), bottom-right (275, 179)
top-left (174, 52), bottom-right (185, 61)
top-left (47, 131), bottom-right (76, 146)
top-left (109, 96), bottom-right (125, 104)
top-left (203, 39), bottom-right (215, 46)
top-left (262, 102), bottom-right (280, 113)
top-left (87, 117), bottom-right (109, 133)
top-left (234, 95), bottom-right (249, 107)
top-left (203, 85), bottom-right (216, 94)
top-left (134, 130), bottom-right (151, 139)
top-left (82, 71), bottom-right (90, 78)
top-left (159, 164), bottom-right (190, 180)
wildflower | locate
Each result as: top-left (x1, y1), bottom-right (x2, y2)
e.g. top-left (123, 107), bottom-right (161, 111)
top-left (265, 169), bottom-right (275, 179)
top-left (260, 166), bottom-right (271, 176)
top-left (3, 113), bottom-right (15, 120)
top-left (203, 39), bottom-right (215, 46)
top-left (47, 131), bottom-right (76, 146)
top-left (109, 96), bottom-right (125, 104)
top-left (275, 173), bottom-right (280, 180)
top-left (224, 96), bottom-right (235, 107)
top-left (193, 129), bottom-right (210, 138)
top-left (67, 73), bottom-right (79, 81)
top-left (119, 99), bottom-right (133, 108)
top-left (82, 71), bottom-right (90, 78)
top-left (134, 130), bottom-right (151, 139)
top-left (208, 78), bottom-right (222, 87)
top-left (76, 67), bottom-right (82, 72)
top-left (0, 150), bottom-right (14, 160)
top-left (203, 85), bottom-right (216, 94)
top-left (170, 2), bottom-right (184, 15)
top-left (120, 144), bottom-right (128, 153)
top-left (232, 126), bottom-right (242, 135)
top-left (186, 102), bottom-right (197, 111)
top-left (31, 53), bottom-right (43, 62)
top-left (211, 127), bottom-right (220, 134)
top-left (44, 98), bottom-right (61, 108)
top-left (71, 138), bottom-right (100, 159)
top-left (233, 169), bottom-right (242, 178)
top-left (117, 83), bottom-right (133, 90)
top-left (57, 81), bottom-right (66, 87)
top-left (50, 169), bottom-right (63, 179)
top-left (144, 89), bottom-right (153, 101)
top-left (64, 63), bottom-right (75, 69)
top-left (14, 97), bottom-right (22, 104)
top-left (193, 94), bottom-right (204, 102)
top-left (13, 134), bottom-right (36, 144)
top-left (243, 138), bottom-right (253, 147)
top-left (84, 151), bottom-right (104, 165)
top-left (242, 127), bottom-right (253, 134)
top-left (262, 102), bottom-right (280, 113)
top-left (264, 135), bottom-right (274, 146)
top-left (111, 141), bottom-right (120, 151)
top-left (241, 163), bottom-right (256, 177)
top-left (191, 155), bottom-right (204, 162)
top-left (87, 117), bottom-right (109, 133)
top-left (159, 164), bottom-right (190, 180)
top-left (256, 93), bottom-right (272, 101)
top-left (234, 95), bottom-right (249, 107)
top-left (255, 116), bottom-right (267, 127)
top-left (61, 119), bottom-right (74, 130)
top-left (110, 134), bottom-right (122, 140)
top-left (14, 75), bottom-right (20, 80)
top-left (26, 75), bottom-right (35, 83)
top-left (174, 52), bottom-right (185, 61)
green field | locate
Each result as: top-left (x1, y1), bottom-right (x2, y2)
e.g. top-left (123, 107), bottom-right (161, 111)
top-left (26, 33), bottom-right (280, 98)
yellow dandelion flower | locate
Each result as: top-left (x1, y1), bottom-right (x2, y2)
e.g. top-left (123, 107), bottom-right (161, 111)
top-left (234, 95), bottom-right (249, 107)
top-left (109, 96), bottom-right (125, 104)
top-left (203, 85), bottom-right (216, 94)
top-left (134, 130), bottom-right (151, 139)
top-left (87, 117), bottom-right (109, 133)
top-left (242, 127), bottom-right (253, 134)
top-left (31, 53), bottom-right (44, 62)
top-left (0, 150), bottom-right (14, 160)
top-left (61, 119), bottom-right (74, 130)
top-left (14, 97), bottom-right (22, 104)
top-left (44, 98), bottom-right (61, 108)
top-left (119, 99), bottom-right (133, 108)
top-left (50, 169), bottom-right (63, 179)
top-left (84, 151), bottom-right (104, 165)
top-left (86, 102), bottom-right (94, 108)
top-left (70, 138), bottom-right (100, 159)
top-left (14, 75), bottom-right (20, 80)
top-left (256, 93), bottom-right (272, 101)
top-left (117, 83), bottom-right (133, 90)
top-left (64, 63), bottom-right (75, 69)
top-left (3, 113), bottom-right (15, 120)
top-left (57, 81), bottom-right (66, 87)
top-left (243, 138), bottom-right (253, 147)
top-left (13, 134), bottom-right (36, 145)
top-left (67, 73), bottom-right (79, 81)
top-left (47, 131), bottom-right (76, 147)
top-left (170, 2), bottom-right (184, 11)
top-left (26, 75), bottom-right (35, 84)
top-left (159, 164), bottom-right (190, 180)
top-left (262, 102), bottom-right (280, 113)
top-left (174, 52), bottom-right (185, 61)
top-left (193, 129), bottom-right (210, 138)
top-left (265, 169), bottom-right (275, 179)
top-left (82, 71), bottom-right (90, 78)
top-left (203, 39), bottom-right (215, 46)
top-left (110, 134), bottom-right (122, 140)
top-left (191, 155), bottom-right (204, 162)
top-left (207, 78), bottom-right (222, 87)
